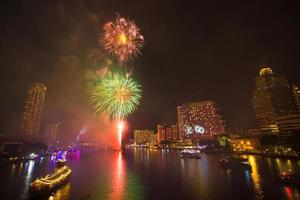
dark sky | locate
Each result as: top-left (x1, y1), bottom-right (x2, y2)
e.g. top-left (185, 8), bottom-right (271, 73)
top-left (1, 0), bottom-right (300, 138)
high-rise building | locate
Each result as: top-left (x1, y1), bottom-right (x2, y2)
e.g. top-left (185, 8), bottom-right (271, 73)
top-left (157, 123), bottom-right (178, 143)
top-left (134, 130), bottom-right (154, 145)
top-left (292, 84), bottom-right (300, 112)
top-left (252, 67), bottom-right (297, 133)
top-left (275, 114), bottom-right (300, 133)
top-left (22, 82), bottom-right (47, 135)
top-left (177, 101), bottom-right (225, 142)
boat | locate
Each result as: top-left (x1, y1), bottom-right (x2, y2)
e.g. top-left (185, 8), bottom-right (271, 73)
top-left (279, 171), bottom-right (300, 185)
top-left (29, 159), bottom-right (71, 196)
top-left (56, 158), bottom-right (67, 168)
top-left (180, 149), bottom-right (201, 159)
top-left (219, 157), bottom-right (252, 172)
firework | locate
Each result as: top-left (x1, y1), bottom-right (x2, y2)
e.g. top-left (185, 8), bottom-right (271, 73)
top-left (89, 72), bottom-right (142, 120)
top-left (101, 15), bottom-right (144, 64)
top-left (117, 121), bottom-right (124, 148)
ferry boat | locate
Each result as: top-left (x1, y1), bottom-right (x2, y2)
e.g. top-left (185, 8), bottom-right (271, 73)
top-left (180, 149), bottom-right (201, 159)
top-left (279, 171), bottom-right (300, 185)
top-left (219, 157), bottom-right (252, 171)
top-left (29, 159), bottom-right (71, 196)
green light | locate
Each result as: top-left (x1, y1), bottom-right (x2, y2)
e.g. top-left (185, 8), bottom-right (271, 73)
top-left (89, 72), bottom-right (142, 120)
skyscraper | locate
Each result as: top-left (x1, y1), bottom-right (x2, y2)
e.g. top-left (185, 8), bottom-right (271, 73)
top-left (177, 101), bottom-right (225, 142)
top-left (252, 67), bottom-right (297, 133)
top-left (22, 82), bottom-right (47, 135)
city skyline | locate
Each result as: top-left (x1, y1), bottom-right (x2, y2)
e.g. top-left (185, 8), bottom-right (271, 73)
top-left (1, 2), bottom-right (300, 200)
top-left (0, 1), bottom-right (300, 139)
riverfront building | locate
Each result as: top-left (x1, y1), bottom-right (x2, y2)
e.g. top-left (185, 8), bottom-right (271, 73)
top-left (252, 67), bottom-right (299, 134)
top-left (157, 123), bottom-right (178, 143)
top-left (177, 101), bottom-right (225, 142)
top-left (134, 130), bottom-right (154, 145)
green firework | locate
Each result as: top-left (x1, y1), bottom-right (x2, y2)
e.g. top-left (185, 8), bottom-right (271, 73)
top-left (89, 72), bottom-right (142, 119)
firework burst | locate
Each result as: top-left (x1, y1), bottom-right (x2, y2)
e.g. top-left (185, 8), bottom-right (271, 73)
top-left (100, 15), bottom-right (144, 64)
top-left (89, 72), bottom-right (142, 120)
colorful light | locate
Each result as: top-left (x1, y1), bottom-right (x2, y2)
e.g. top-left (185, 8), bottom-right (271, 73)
top-left (117, 121), bottom-right (124, 148)
top-left (100, 14), bottom-right (144, 64)
top-left (89, 72), bottom-right (142, 120)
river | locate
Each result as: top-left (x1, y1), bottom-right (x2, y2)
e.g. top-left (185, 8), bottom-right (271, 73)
top-left (1, 148), bottom-right (300, 200)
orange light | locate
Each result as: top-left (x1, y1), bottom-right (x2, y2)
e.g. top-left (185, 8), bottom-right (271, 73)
top-left (117, 121), bottom-right (124, 149)
top-left (119, 32), bottom-right (128, 45)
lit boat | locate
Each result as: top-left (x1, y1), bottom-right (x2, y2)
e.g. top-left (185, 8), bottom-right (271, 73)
top-left (279, 171), bottom-right (300, 185)
top-left (56, 158), bottom-right (67, 168)
top-left (29, 160), bottom-right (71, 196)
top-left (219, 157), bottom-right (252, 172)
top-left (180, 149), bottom-right (201, 159)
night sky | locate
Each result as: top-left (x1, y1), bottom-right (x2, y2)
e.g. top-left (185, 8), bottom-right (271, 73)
top-left (1, 1), bottom-right (299, 138)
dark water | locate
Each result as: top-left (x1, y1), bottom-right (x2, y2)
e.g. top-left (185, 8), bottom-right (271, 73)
top-left (1, 149), bottom-right (300, 200)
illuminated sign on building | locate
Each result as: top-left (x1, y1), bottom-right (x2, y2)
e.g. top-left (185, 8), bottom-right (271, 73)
top-left (195, 125), bottom-right (205, 134)
top-left (184, 124), bottom-right (205, 135)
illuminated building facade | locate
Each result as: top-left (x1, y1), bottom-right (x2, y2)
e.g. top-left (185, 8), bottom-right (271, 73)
top-left (150, 134), bottom-right (158, 146)
top-left (252, 67), bottom-right (297, 133)
top-left (22, 82), bottom-right (46, 135)
top-left (157, 123), bottom-right (178, 143)
top-left (275, 114), bottom-right (300, 133)
top-left (134, 130), bottom-right (154, 145)
top-left (177, 101), bottom-right (225, 142)
top-left (229, 137), bottom-right (261, 151)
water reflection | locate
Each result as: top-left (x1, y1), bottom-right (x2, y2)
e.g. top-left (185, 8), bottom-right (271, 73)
top-left (48, 183), bottom-right (71, 200)
top-left (4, 150), bottom-right (300, 200)
top-left (248, 156), bottom-right (264, 199)
top-left (109, 152), bottom-right (126, 200)
top-left (9, 164), bottom-right (16, 180)
top-left (20, 160), bottom-right (35, 199)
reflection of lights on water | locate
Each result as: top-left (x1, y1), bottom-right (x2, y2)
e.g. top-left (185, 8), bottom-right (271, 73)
top-left (10, 164), bottom-right (16, 180)
top-left (283, 186), bottom-right (300, 200)
top-left (19, 162), bottom-right (23, 173)
top-left (225, 169), bottom-right (231, 181)
top-left (27, 160), bottom-right (35, 179)
top-left (180, 158), bottom-right (185, 169)
top-left (286, 160), bottom-right (293, 171)
top-left (244, 170), bottom-right (251, 187)
top-left (284, 186), bottom-right (293, 200)
top-left (275, 158), bottom-right (284, 172)
top-left (48, 183), bottom-right (71, 200)
top-left (117, 152), bottom-right (122, 176)
top-left (248, 156), bottom-right (264, 199)
top-left (110, 152), bottom-right (126, 200)
top-left (20, 160), bottom-right (35, 199)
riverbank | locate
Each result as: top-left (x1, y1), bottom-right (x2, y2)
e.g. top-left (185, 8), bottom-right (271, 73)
top-left (137, 146), bottom-right (300, 160)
